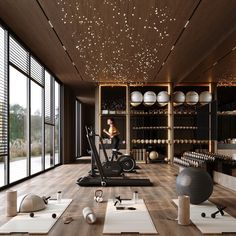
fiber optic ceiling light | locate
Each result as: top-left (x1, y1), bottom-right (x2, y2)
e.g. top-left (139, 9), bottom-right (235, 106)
top-left (56, 0), bottom-right (179, 83)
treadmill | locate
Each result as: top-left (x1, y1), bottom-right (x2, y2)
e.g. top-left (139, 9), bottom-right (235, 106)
top-left (77, 127), bottom-right (153, 186)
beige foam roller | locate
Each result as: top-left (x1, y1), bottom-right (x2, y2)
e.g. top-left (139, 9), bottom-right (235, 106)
top-left (6, 190), bottom-right (17, 217)
top-left (178, 195), bottom-right (190, 225)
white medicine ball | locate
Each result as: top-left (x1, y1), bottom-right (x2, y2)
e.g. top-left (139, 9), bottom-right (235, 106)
top-left (173, 91), bottom-right (185, 106)
top-left (131, 91), bottom-right (143, 107)
top-left (199, 91), bottom-right (212, 105)
top-left (157, 91), bottom-right (170, 106)
top-left (186, 91), bottom-right (199, 105)
top-left (143, 91), bottom-right (156, 106)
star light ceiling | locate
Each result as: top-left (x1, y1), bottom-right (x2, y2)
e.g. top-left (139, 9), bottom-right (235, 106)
top-left (217, 72), bottom-right (236, 87)
top-left (57, 0), bottom-right (176, 83)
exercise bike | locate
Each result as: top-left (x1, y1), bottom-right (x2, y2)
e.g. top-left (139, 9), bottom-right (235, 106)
top-left (77, 126), bottom-right (152, 186)
top-left (88, 127), bottom-right (136, 177)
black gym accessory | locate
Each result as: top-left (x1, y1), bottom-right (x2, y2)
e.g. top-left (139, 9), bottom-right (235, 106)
top-left (201, 212), bottom-right (206, 218)
top-left (116, 207), bottom-right (136, 210)
top-left (42, 196), bottom-right (51, 204)
top-left (77, 126), bottom-right (152, 186)
top-left (114, 196), bottom-right (122, 206)
top-left (29, 212), bottom-right (34, 217)
top-left (211, 206), bottom-right (226, 218)
top-left (201, 205), bottom-right (226, 218)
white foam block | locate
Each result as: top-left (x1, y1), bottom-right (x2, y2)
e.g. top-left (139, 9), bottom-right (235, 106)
top-left (0, 199), bottom-right (72, 234)
top-left (173, 199), bottom-right (236, 234)
top-left (103, 199), bottom-right (158, 234)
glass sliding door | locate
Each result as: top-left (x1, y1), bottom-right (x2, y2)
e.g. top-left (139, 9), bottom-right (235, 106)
top-left (9, 66), bottom-right (28, 183)
top-left (55, 81), bottom-right (60, 165)
top-left (30, 81), bottom-right (43, 174)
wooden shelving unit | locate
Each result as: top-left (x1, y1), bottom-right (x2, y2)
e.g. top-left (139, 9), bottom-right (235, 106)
top-left (96, 83), bottom-right (213, 163)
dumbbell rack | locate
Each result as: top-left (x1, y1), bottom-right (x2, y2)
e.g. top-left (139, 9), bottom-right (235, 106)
top-left (174, 151), bottom-right (236, 178)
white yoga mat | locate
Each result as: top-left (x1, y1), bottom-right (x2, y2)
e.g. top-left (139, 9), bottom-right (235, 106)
top-left (103, 199), bottom-right (158, 234)
top-left (0, 199), bottom-right (72, 234)
top-left (173, 199), bottom-right (236, 234)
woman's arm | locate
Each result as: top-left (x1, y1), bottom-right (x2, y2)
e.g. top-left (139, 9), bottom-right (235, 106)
top-left (103, 129), bottom-right (112, 138)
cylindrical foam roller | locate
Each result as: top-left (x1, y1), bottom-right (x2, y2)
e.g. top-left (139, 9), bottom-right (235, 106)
top-left (178, 195), bottom-right (190, 226)
top-left (82, 207), bottom-right (96, 224)
top-left (6, 190), bottom-right (17, 217)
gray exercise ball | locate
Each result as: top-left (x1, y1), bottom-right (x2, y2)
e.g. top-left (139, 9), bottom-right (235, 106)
top-left (176, 167), bottom-right (213, 205)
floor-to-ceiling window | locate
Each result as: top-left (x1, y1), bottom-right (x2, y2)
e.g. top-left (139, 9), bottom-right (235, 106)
top-left (55, 81), bottom-right (60, 165)
top-left (30, 80), bottom-right (43, 174)
top-left (0, 26), bottom-right (7, 187)
top-left (45, 71), bottom-right (54, 169)
top-left (0, 23), bottom-right (61, 189)
top-left (30, 57), bottom-right (44, 175)
top-left (9, 66), bottom-right (28, 183)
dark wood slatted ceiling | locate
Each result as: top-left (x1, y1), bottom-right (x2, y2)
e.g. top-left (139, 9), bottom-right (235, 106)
top-left (0, 0), bottom-right (236, 88)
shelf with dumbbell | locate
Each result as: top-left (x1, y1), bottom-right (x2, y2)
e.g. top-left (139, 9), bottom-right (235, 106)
top-left (130, 85), bottom-right (169, 163)
top-left (173, 84), bottom-right (212, 157)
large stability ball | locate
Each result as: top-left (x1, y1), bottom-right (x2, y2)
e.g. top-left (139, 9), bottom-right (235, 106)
top-left (199, 91), bottom-right (212, 105)
top-left (157, 91), bottom-right (169, 106)
top-left (143, 91), bottom-right (156, 106)
top-left (131, 91), bottom-right (143, 107)
top-left (176, 167), bottom-right (213, 205)
top-left (186, 91), bottom-right (199, 105)
top-left (173, 91), bottom-right (185, 106)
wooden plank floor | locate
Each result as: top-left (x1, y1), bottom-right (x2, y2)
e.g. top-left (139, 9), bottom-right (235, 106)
top-left (1, 162), bottom-right (236, 236)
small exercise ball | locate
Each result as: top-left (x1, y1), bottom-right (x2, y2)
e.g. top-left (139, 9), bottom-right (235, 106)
top-left (186, 91), bottom-right (199, 105)
top-left (149, 151), bottom-right (158, 160)
top-left (131, 91), bottom-right (143, 107)
top-left (157, 91), bottom-right (169, 106)
top-left (176, 167), bottom-right (213, 204)
top-left (143, 91), bottom-right (156, 106)
top-left (18, 194), bottom-right (46, 212)
top-left (199, 91), bottom-right (212, 105)
top-left (173, 91), bottom-right (185, 106)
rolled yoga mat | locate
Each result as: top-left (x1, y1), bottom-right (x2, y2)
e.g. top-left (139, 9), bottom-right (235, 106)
top-left (178, 195), bottom-right (190, 225)
top-left (6, 190), bottom-right (17, 217)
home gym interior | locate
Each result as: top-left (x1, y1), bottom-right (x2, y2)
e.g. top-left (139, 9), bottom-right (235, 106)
top-left (1, 0), bottom-right (236, 235)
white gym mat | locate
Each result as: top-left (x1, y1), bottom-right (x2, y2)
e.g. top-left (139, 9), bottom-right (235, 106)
top-left (0, 199), bottom-right (72, 234)
top-left (103, 199), bottom-right (158, 234)
top-left (173, 199), bottom-right (236, 234)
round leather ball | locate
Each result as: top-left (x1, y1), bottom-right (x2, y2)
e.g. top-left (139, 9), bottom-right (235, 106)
top-left (157, 91), bottom-right (169, 106)
top-left (131, 91), bottom-right (143, 107)
top-left (143, 91), bottom-right (156, 106)
top-left (186, 91), bottom-right (199, 105)
top-left (173, 91), bottom-right (185, 106)
top-left (176, 167), bottom-right (213, 205)
top-left (199, 91), bottom-right (212, 105)
top-left (149, 151), bottom-right (158, 160)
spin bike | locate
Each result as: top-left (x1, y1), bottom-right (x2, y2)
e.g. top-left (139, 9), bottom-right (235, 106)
top-left (88, 127), bottom-right (136, 177)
